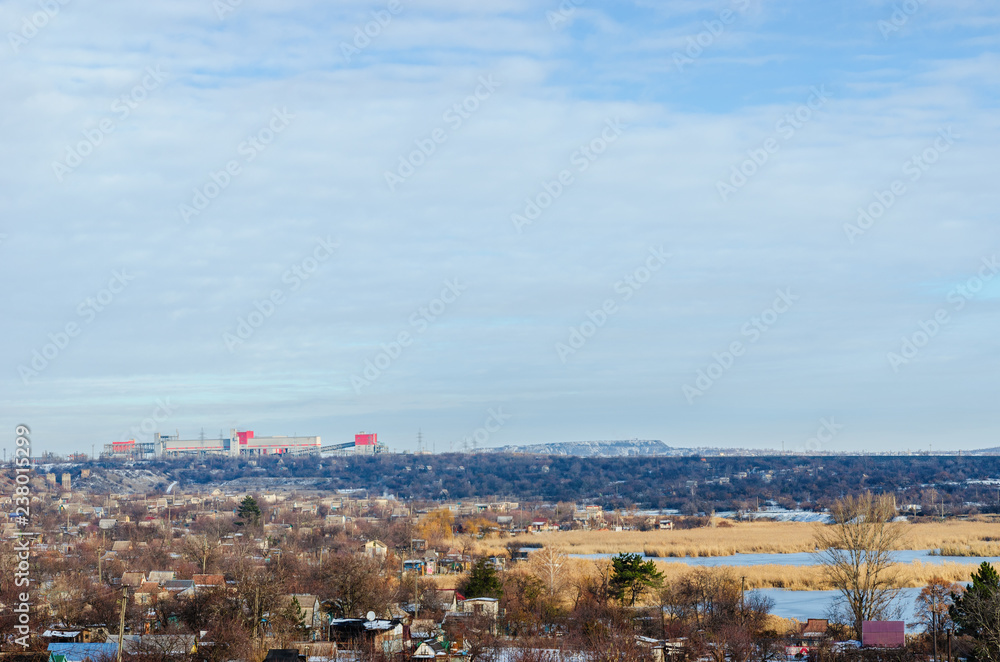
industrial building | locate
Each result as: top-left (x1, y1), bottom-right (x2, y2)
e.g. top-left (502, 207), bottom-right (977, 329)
top-left (157, 430), bottom-right (321, 457)
top-left (103, 429), bottom-right (383, 458)
top-left (102, 439), bottom-right (157, 460)
top-left (138, 429), bottom-right (385, 457)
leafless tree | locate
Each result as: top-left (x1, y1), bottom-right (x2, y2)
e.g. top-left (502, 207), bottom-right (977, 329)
top-left (659, 567), bottom-right (775, 662)
top-left (529, 547), bottom-right (569, 600)
top-left (319, 552), bottom-right (395, 618)
top-left (914, 576), bottom-right (962, 646)
top-left (814, 491), bottom-right (906, 637)
top-left (181, 533), bottom-right (222, 574)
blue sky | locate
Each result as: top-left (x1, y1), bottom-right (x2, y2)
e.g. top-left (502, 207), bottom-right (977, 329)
top-left (2, 0), bottom-right (999, 455)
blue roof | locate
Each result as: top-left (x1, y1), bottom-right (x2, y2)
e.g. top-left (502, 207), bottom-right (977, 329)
top-left (47, 643), bottom-right (119, 662)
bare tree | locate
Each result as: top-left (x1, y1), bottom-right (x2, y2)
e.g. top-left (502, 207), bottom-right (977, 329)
top-left (320, 552), bottom-right (395, 618)
top-left (814, 491), bottom-right (906, 638)
top-left (660, 567), bottom-right (774, 662)
top-left (528, 547), bottom-right (568, 599)
top-left (915, 577), bottom-right (961, 634)
top-left (182, 533), bottom-right (222, 574)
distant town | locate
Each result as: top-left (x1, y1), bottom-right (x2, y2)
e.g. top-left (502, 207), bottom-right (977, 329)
top-left (4, 427), bottom-right (1000, 662)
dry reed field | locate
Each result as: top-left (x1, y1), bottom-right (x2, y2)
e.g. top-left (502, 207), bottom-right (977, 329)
top-left (432, 555), bottom-right (984, 593)
top-left (489, 521), bottom-right (824, 557)
top-left (651, 560), bottom-right (984, 590)
top-left (488, 517), bottom-right (1000, 558)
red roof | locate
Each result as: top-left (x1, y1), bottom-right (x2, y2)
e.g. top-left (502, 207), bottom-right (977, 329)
top-left (862, 621), bottom-right (905, 648)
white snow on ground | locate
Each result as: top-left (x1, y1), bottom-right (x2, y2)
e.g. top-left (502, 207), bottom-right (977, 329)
top-left (716, 508), bottom-right (832, 523)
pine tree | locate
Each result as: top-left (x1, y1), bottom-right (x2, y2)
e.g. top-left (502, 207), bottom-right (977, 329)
top-left (609, 552), bottom-right (663, 606)
top-left (462, 558), bottom-right (503, 599)
top-left (950, 562), bottom-right (1000, 662)
top-left (237, 495), bottom-right (262, 528)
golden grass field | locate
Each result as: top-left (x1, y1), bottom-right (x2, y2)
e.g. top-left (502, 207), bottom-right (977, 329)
top-left (469, 518), bottom-right (1000, 591)
top-left (651, 560), bottom-right (984, 590)
top-left (487, 518), bottom-right (1000, 558)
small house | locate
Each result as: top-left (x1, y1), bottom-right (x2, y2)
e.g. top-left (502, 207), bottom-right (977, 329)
top-left (862, 621), bottom-right (905, 648)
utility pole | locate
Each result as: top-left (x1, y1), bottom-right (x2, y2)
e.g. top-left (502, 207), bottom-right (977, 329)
top-left (933, 609), bottom-right (938, 662)
top-left (412, 539), bottom-right (419, 620)
top-left (740, 576), bottom-right (746, 620)
top-left (117, 587), bottom-right (129, 662)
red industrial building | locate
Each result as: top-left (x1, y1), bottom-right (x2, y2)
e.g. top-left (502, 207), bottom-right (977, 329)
top-left (157, 429), bottom-right (321, 457)
top-left (147, 429), bottom-right (382, 457)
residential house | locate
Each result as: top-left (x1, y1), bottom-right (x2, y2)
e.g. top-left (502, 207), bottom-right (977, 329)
top-left (41, 630), bottom-right (89, 644)
top-left (147, 571), bottom-right (176, 585)
top-left (528, 519), bottom-right (555, 533)
top-left (364, 540), bottom-right (388, 559)
top-left (122, 634), bottom-right (198, 657)
top-left (411, 639), bottom-right (449, 660)
top-left (461, 597), bottom-right (499, 620)
top-left (262, 650), bottom-right (306, 662)
top-left (862, 621), bottom-right (905, 648)
top-left (163, 579), bottom-right (196, 599)
top-left (134, 582), bottom-right (165, 605)
top-left (283, 594), bottom-right (323, 632)
top-left (47, 643), bottom-right (118, 662)
top-left (786, 619), bottom-right (830, 657)
top-left (428, 589), bottom-right (462, 613)
top-left (329, 619), bottom-right (406, 653)
top-left (192, 574), bottom-right (225, 592)
top-left (121, 572), bottom-right (146, 588)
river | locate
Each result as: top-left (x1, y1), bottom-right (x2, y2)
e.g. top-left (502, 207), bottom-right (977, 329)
top-left (751, 587), bottom-right (923, 626)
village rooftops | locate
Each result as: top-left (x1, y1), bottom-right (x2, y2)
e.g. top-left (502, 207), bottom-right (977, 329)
top-left (192, 573), bottom-right (225, 587)
top-left (801, 618), bottom-right (829, 638)
top-left (47, 643), bottom-right (118, 662)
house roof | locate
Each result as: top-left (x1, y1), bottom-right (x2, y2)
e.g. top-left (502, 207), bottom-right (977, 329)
top-left (287, 593), bottom-right (319, 604)
top-left (412, 639), bottom-right (448, 658)
top-left (263, 649), bottom-right (305, 662)
top-left (431, 588), bottom-right (464, 601)
top-left (121, 572), bottom-right (145, 587)
top-left (122, 634), bottom-right (197, 655)
top-left (802, 619), bottom-right (829, 636)
top-left (164, 580), bottom-right (195, 591)
top-left (862, 621), bottom-right (905, 648)
top-left (147, 571), bottom-right (175, 583)
top-left (192, 574), bottom-right (224, 586)
top-left (46, 643), bottom-right (118, 662)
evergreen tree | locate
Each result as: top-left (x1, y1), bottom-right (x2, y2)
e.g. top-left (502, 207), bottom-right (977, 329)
top-left (462, 558), bottom-right (503, 599)
top-left (609, 552), bottom-right (663, 606)
top-left (951, 562), bottom-right (1000, 662)
top-left (237, 495), bottom-right (262, 528)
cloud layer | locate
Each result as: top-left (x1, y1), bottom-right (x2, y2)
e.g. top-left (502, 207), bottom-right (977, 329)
top-left (2, 0), bottom-right (999, 454)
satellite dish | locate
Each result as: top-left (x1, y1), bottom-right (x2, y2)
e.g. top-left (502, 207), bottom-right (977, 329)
top-left (366, 611), bottom-right (376, 621)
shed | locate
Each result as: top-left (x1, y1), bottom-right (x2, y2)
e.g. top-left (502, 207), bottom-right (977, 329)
top-left (862, 621), bottom-right (905, 648)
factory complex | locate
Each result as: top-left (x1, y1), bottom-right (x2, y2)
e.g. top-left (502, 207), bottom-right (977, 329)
top-left (103, 430), bottom-right (382, 459)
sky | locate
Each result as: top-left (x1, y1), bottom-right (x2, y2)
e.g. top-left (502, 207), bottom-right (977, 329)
top-left (2, 0), bottom-right (999, 456)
